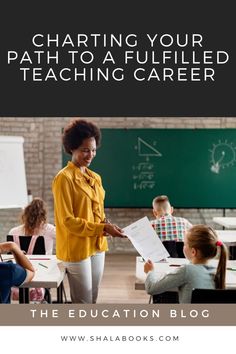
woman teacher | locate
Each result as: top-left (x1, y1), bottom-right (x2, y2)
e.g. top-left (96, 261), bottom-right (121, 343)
top-left (52, 119), bottom-right (124, 303)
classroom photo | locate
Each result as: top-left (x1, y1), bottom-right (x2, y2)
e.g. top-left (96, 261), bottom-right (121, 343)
top-left (1, 117), bottom-right (236, 304)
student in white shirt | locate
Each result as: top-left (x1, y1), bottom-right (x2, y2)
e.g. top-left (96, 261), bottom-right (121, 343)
top-left (8, 197), bottom-right (55, 254)
top-left (8, 198), bottom-right (55, 302)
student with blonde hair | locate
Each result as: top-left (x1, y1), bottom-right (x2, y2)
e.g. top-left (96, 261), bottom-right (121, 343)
top-left (144, 225), bottom-right (228, 303)
top-left (151, 195), bottom-right (192, 257)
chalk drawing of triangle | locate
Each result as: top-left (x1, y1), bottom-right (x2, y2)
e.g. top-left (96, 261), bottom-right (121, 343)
top-left (138, 137), bottom-right (162, 157)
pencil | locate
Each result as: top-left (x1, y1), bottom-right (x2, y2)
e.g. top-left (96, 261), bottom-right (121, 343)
top-left (227, 267), bottom-right (236, 271)
top-left (38, 263), bottom-right (48, 269)
top-left (29, 258), bottom-right (50, 260)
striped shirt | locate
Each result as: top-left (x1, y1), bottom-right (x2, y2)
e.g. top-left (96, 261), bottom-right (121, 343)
top-left (151, 214), bottom-right (192, 241)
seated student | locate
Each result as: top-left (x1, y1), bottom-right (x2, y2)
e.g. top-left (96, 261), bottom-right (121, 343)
top-left (8, 197), bottom-right (55, 302)
top-left (8, 197), bottom-right (55, 255)
top-left (0, 242), bottom-right (35, 303)
top-left (151, 195), bottom-right (192, 257)
top-left (144, 225), bottom-right (227, 303)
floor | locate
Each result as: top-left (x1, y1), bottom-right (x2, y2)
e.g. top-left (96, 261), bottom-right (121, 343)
top-left (51, 253), bottom-right (150, 304)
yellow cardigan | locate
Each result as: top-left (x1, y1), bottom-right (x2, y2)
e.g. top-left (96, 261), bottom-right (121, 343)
top-left (52, 161), bottom-right (108, 262)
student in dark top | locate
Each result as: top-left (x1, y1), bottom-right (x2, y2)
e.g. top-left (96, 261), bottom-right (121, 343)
top-left (0, 242), bottom-right (35, 303)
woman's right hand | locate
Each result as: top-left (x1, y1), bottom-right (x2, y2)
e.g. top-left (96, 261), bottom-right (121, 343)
top-left (103, 223), bottom-right (126, 238)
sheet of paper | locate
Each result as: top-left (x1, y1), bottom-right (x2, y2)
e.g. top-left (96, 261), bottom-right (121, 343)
top-left (123, 216), bottom-right (170, 262)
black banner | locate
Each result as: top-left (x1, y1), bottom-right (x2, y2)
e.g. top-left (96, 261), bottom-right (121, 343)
top-left (0, 1), bottom-right (235, 116)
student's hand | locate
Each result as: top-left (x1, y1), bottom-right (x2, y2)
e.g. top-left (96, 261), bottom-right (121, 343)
top-left (103, 223), bottom-right (126, 238)
top-left (0, 241), bottom-right (17, 254)
top-left (0, 241), bottom-right (26, 255)
top-left (144, 259), bottom-right (154, 273)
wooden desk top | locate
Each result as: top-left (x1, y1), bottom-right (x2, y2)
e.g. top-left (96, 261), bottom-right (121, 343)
top-left (216, 230), bottom-right (236, 245)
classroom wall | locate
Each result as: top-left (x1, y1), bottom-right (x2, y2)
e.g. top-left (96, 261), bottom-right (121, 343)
top-left (1, 117), bottom-right (236, 253)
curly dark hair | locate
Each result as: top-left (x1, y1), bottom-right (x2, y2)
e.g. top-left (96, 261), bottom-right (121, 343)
top-left (21, 197), bottom-right (47, 235)
top-left (62, 119), bottom-right (101, 155)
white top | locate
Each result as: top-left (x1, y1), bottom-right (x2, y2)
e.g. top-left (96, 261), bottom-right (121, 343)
top-left (0, 135), bottom-right (28, 209)
top-left (213, 217), bottom-right (236, 229)
top-left (8, 223), bottom-right (56, 255)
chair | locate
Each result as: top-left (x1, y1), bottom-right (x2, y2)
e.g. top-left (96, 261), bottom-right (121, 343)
top-left (7, 235), bottom-right (46, 254)
top-left (163, 241), bottom-right (184, 258)
top-left (152, 291), bottom-right (179, 304)
top-left (7, 234), bottom-right (51, 303)
top-left (191, 288), bottom-right (236, 303)
top-left (229, 246), bottom-right (236, 260)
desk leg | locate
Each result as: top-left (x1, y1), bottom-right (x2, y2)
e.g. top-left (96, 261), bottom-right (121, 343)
top-left (57, 282), bottom-right (63, 303)
top-left (19, 288), bottom-right (30, 304)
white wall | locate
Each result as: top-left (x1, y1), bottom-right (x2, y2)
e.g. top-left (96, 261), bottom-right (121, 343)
top-left (0, 136), bottom-right (28, 209)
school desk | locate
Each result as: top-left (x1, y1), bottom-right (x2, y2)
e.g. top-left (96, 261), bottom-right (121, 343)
top-left (213, 217), bottom-right (236, 229)
top-left (135, 256), bottom-right (236, 291)
top-left (2, 254), bottom-right (66, 303)
top-left (216, 230), bottom-right (236, 246)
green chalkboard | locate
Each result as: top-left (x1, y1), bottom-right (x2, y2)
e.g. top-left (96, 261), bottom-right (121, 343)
top-left (63, 129), bottom-right (236, 208)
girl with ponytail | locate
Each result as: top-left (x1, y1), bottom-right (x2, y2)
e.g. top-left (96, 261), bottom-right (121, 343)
top-left (144, 224), bottom-right (228, 303)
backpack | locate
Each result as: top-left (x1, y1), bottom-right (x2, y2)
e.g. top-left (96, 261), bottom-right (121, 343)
top-left (11, 235), bottom-right (45, 302)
